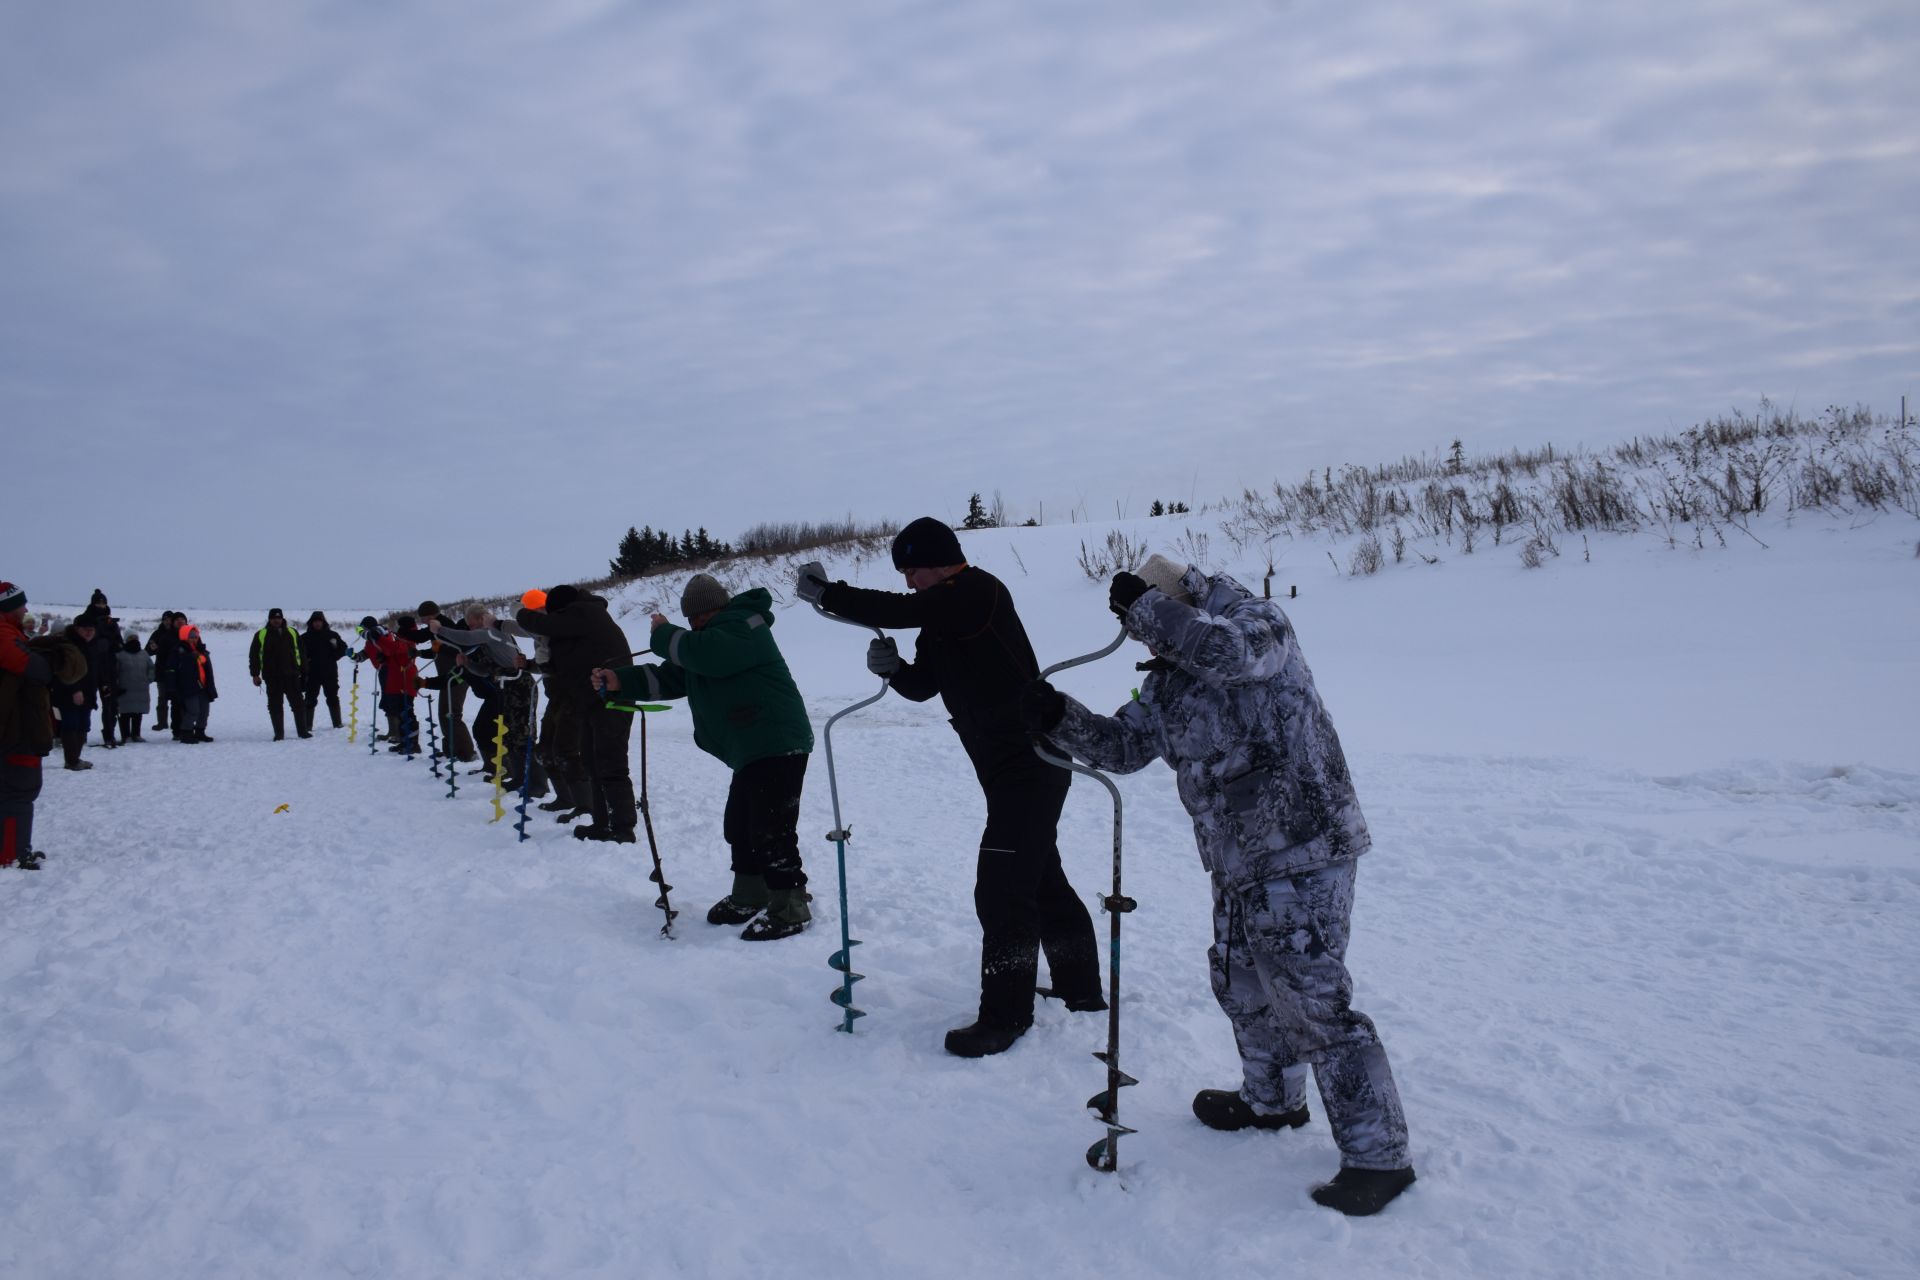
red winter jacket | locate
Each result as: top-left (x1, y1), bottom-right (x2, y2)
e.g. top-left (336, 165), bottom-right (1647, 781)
top-left (368, 631), bottom-right (421, 696)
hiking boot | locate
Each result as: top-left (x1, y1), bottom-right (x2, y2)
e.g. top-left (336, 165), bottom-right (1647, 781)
top-left (10, 849), bottom-right (43, 870)
top-left (536, 798), bottom-right (572, 812)
top-left (740, 887), bottom-right (811, 941)
top-left (1310, 1166), bottom-right (1417, 1217)
top-left (1191, 1089), bottom-right (1310, 1133)
top-left (706, 873), bottom-right (770, 925)
top-left (943, 1018), bottom-right (1032, 1058)
top-left (1038, 986), bottom-right (1108, 1012)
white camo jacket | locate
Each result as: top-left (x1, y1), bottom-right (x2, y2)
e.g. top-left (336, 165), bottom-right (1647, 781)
top-left (1049, 569), bottom-right (1370, 884)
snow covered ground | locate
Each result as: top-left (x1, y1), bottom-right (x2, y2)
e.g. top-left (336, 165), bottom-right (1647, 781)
top-left (5, 511), bottom-right (1918, 1279)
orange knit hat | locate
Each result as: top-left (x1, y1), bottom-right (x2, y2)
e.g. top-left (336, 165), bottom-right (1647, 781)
top-left (521, 589), bottom-right (548, 610)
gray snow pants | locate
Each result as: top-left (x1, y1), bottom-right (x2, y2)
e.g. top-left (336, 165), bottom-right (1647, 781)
top-left (1210, 859), bottom-right (1411, 1170)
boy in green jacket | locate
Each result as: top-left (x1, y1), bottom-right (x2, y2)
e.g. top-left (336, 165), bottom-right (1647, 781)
top-left (593, 574), bottom-right (815, 941)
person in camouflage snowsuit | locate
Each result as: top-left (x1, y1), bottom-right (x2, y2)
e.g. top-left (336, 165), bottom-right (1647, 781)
top-left (429, 609), bottom-right (545, 797)
top-left (1027, 556), bottom-right (1416, 1216)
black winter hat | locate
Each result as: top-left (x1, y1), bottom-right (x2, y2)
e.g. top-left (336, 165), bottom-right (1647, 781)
top-left (891, 517), bottom-right (964, 570)
top-left (417, 600), bottom-right (440, 618)
top-left (268, 608), bottom-right (285, 621)
top-left (359, 614), bottom-right (380, 632)
top-left (308, 611), bottom-right (327, 626)
top-left (546, 584), bottom-right (582, 610)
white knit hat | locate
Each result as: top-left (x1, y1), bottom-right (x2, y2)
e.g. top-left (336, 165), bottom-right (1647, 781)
top-left (1134, 554), bottom-right (1192, 603)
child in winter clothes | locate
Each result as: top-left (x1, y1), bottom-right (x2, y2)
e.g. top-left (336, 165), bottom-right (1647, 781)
top-left (355, 616), bottom-right (421, 753)
top-left (169, 624), bottom-right (218, 743)
top-left (115, 634), bottom-right (154, 742)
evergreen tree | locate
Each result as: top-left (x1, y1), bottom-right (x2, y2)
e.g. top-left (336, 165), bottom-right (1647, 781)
top-left (610, 526), bottom-right (652, 578)
top-left (962, 493), bottom-right (997, 530)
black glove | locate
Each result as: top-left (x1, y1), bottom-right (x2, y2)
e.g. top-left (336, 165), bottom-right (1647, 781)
top-left (1109, 571), bottom-right (1149, 620)
top-left (1018, 680), bottom-right (1066, 733)
top-left (866, 637), bottom-right (901, 677)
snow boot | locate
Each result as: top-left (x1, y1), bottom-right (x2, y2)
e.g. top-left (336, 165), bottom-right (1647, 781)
top-left (1037, 985), bottom-right (1108, 1013)
top-left (1192, 1089), bottom-right (1309, 1132)
top-left (706, 873), bottom-right (770, 925)
top-left (943, 1017), bottom-right (1032, 1058)
top-left (10, 849), bottom-right (43, 870)
top-left (1310, 1166), bottom-right (1417, 1217)
top-left (572, 824), bottom-right (635, 844)
top-left (740, 887), bottom-right (811, 941)
top-left (61, 732), bottom-right (92, 771)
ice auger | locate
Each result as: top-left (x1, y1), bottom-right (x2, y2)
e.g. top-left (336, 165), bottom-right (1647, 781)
top-left (512, 681), bottom-right (539, 843)
top-left (1033, 626), bottom-right (1136, 1174)
top-left (487, 715), bottom-right (509, 824)
top-left (347, 660), bottom-right (361, 744)
top-left (599, 675), bottom-right (680, 937)
top-left (808, 602), bottom-right (891, 1033)
top-left (421, 692), bottom-right (442, 779)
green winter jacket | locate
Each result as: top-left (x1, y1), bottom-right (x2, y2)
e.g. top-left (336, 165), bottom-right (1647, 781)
top-left (612, 588), bottom-right (813, 771)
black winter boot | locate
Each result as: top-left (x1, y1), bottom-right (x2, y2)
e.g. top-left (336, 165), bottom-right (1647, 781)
top-left (571, 825), bottom-right (635, 844)
top-left (707, 873), bottom-right (770, 925)
top-left (739, 886), bottom-right (810, 940)
top-left (62, 732), bottom-right (92, 771)
top-left (1192, 1089), bottom-right (1310, 1132)
top-left (12, 849), bottom-right (43, 870)
top-left (1310, 1166), bottom-right (1417, 1217)
top-left (1037, 985), bottom-right (1109, 1012)
top-left (943, 1018), bottom-right (1032, 1058)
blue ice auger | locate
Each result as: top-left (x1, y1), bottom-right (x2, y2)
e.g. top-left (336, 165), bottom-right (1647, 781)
top-left (513, 680), bottom-right (540, 843)
top-left (599, 691), bottom-right (678, 937)
top-left (1034, 626), bottom-right (1135, 1174)
top-left (811, 601), bottom-right (890, 1033)
top-left (422, 692), bottom-right (442, 779)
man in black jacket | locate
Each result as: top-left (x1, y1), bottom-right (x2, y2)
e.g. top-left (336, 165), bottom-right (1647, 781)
top-left (146, 612), bottom-right (180, 735)
top-left (798, 517), bottom-right (1102, 1057)
top-left (249, 608), bottom-right (310, 739)
top-left (302, 611), bottom-right (349, 729)
top-left (515, 584), bottom-right (636, 842)
top-left (82, 592), bottom-right (124, 747)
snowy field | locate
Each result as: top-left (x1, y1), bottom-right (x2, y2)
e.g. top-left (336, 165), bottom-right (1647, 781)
top-left (5, 513), bottom-right (1918, 1279)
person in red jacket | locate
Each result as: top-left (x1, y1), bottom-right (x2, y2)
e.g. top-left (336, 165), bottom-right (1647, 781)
top-left (356, 616), bottom-right (421, 753)
top-left (2, 581), bottom-right (86, 869)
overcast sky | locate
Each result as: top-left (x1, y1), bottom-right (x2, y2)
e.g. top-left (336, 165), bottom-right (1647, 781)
top-left (6, 0), bottom-right (1916, 607)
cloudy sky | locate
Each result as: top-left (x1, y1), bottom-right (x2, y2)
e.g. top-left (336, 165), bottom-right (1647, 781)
top-left (6, 0), bottom-right (1916, 606)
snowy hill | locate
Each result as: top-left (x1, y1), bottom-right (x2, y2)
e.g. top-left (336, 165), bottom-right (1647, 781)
top-left (5, 504), bottom-right (1917, 1279)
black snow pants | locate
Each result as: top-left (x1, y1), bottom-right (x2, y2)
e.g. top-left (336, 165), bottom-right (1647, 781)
top-left (973, 768), bottom-right (1101, 1027)
top-left (722, 753), bottom-right (809, 892)
top-left (581, 702), bottom-right (636, 834)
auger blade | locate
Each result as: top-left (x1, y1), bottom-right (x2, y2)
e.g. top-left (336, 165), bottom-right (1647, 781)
top-left (1085, 1128), bottom-right (1135, 1173)
top-left (828, 975), bottom-right (866, 1005)
top-left (1085, 1084), bottom-right (1137, 1121)
top-left (827, 941), bottom-right (863, 972)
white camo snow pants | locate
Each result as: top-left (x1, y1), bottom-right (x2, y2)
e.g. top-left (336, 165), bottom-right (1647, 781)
top-left (1209, 859), bottom-right (1411, 1170)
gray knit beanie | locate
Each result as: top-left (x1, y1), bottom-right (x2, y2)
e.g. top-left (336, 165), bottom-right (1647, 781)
top-left (681, 573), bottom-right (730, 618)
top-left (1135, 554), bottom-right (1193, 603)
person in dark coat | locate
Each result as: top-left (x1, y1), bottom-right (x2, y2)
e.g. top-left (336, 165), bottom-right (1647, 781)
top-left (797, 517), bottom-right (1103, 1057)
top-left (301, 611), bottom-right (348, 729)
top-left (81, 593), bottom-right (124, 748)
top-left (114, 634), bottom-right (154, 743)
top-left (169, 622), bottom-right (218, 743)
top-left (399, 602), bottom-right (477, 763)
top-left (514, 584), bottom-right (636, 842)
top-left (249, 607), bottom-right (309, 739)
top-left (1, 582), bottom-right (85, 869)
top-left (146, 612), bottom-right (181, 735)
top-left (53, 615), bottom-right (100, 770)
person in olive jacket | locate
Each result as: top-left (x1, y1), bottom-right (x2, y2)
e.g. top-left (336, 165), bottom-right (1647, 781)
top-left (595, 574), bottom-right (815, 940)
top-left (515, 584), bottom-right (635, 843)
top-left (796, 518), bottom-right (1103, 1058)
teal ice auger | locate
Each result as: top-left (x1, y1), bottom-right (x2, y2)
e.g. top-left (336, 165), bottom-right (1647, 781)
top-left (1034, 626), bottom-right (1135, 1174)
top-left (513, 680), bottom-right (540, 843)
top-left (810, 601), bottom-right (890, 1033)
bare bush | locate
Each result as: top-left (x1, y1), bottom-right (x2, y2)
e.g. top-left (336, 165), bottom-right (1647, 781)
top-left (1349, 534), bottom-right (1383, 576)
top-left (1077, 529), bottom-right (1150, 582)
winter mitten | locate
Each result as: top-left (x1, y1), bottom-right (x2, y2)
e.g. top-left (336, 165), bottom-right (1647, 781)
top-left (1108, 572), bottom-right (1149, 619)
top-left (865, 637), bottom-right (901, 677)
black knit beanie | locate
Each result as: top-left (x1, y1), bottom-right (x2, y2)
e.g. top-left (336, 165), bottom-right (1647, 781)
top-left (891, 517), bottom-right (964, 570)
top-left (546, 584), bottom-right (582, 610)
